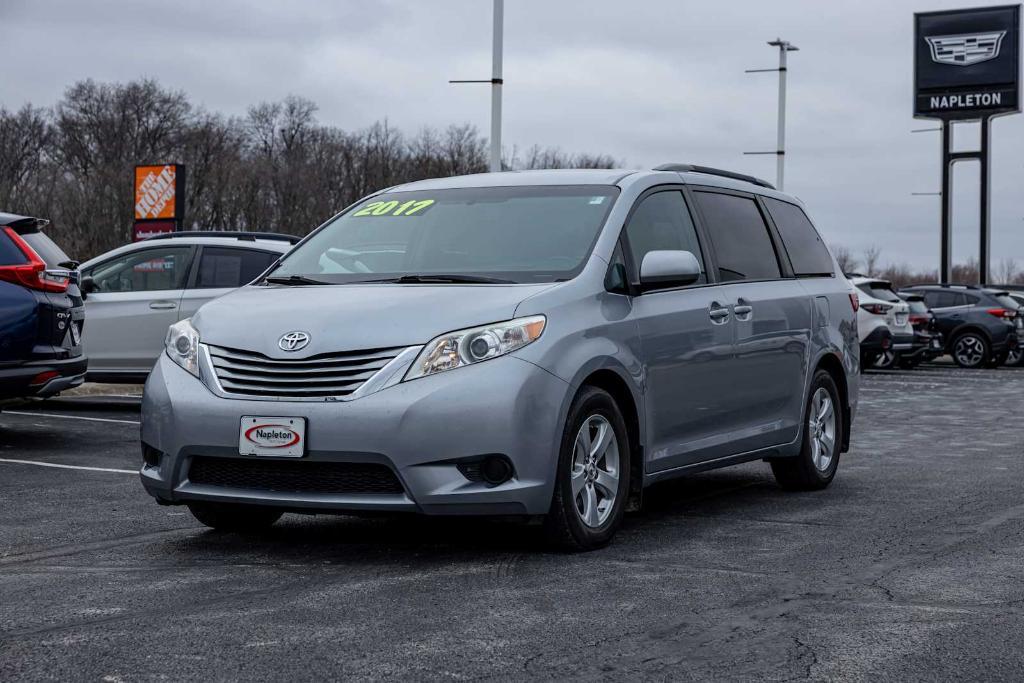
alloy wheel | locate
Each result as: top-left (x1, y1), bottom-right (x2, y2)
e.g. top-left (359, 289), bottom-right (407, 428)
top-left (1008, 347), bottom-right (1022, 366)
top-left (874, 349), bottom-right (896, 368)
top-left (571, 414), bottom-right (620, 528)
top-left (808, 387), bottom-right (836, 472)
top-left (954, 335), bottom-right (985, 367)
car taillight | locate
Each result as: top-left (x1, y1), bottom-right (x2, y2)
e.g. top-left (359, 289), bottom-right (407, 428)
top-left (0, 227), bottom-right (69, 293)
top-left (986, 308), bottom-right (1017, 319)
top-left (861, 303), bottom-right (892, 315)
top-left (849, 292), bottom-right (859, 312)
top-left (909, 313), bottom-right (929, 327)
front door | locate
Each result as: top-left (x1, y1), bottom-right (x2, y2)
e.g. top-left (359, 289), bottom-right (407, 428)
top-left (620, 189), bottom-right (737, 472)
top-left (82, 245), bottom-right (194, 375)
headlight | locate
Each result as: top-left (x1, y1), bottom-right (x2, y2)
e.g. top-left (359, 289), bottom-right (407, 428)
top-left (405, 315), bottom-right (546, 380)
top-left (165, 319), bottom-right (200, 378)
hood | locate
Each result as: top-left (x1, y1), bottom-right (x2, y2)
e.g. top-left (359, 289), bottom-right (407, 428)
top-left (192, 282), bottom-right (555, 357)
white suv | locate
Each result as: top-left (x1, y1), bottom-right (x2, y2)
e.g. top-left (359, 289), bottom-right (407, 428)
top-left (850, 276), bottom-right (913, 368)
top-left (79, 232), bottom-right (296, 382)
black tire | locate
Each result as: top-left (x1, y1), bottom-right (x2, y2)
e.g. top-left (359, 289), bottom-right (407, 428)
top-left (1007, 347), bottom-right (1024, 367)
top-left (544, 386), bottom-right (631, 552)
top-left (188, 502), bottom-right (283, 532)
top-left (951, 332), bottom-right (990, 368)
top-left (771, 369), bottom-right (843, 491)
top-left (986, 350), bottom-right (1009, 368)
top-left (860, 351), bottom-right (879, 371)
top-left (873, 350), bottom-right (897, 369)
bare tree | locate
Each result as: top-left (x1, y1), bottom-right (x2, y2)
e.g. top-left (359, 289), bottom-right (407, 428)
top-left (995, 257), bottom-right (1019, 284)
top-left (831, 245), bottom-right (857, 275)
top-left (862, 245), bottom-right (882, 277)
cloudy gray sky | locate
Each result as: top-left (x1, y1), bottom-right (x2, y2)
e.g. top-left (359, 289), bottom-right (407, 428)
top-left (2, 0), bottom-right (1022, 271)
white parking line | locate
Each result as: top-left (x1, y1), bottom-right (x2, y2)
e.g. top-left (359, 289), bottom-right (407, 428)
top-left (2, 410), bottom-right (140, 425)
top-left (0, 458), bottom-right (136, 474)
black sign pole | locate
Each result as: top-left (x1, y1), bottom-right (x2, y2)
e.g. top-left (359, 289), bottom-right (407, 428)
top-left (979, 116), bottom-right (992, 285)
top-left (940, 122), bottom-right (953, 283)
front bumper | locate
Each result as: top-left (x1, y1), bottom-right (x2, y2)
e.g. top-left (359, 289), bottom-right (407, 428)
top-left (140, 352), bottom-right (569, 516)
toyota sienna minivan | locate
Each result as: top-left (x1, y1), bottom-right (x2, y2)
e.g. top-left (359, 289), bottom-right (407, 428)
top-left (141, 165), bottom-right (859, 550)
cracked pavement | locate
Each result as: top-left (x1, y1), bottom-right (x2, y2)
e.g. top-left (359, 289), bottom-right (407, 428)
top-left (2, 364), bottom-right (1024, 680)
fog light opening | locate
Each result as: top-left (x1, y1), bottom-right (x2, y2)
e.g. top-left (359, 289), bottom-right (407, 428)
top-left (480, 455), bottom-right (514, 486)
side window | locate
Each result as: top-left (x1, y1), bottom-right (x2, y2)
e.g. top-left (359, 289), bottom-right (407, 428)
top-left (623, 191), bottom-right (705, 285)
top-left (763, 198), bottom-right (834, 277)
top-left (926, 291), bottom-right (958, 308)
top-left (692, 191), bottom-right (781, 282)
top-left (84, 247), bottom-right (193, 293)
top-left (962, 293), bottom-right (979, 306)
top-left (194, 247), bottom-right (278, 289)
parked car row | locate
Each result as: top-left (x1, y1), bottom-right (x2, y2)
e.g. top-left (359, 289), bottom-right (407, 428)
top-left (849, 273), bottom-right (1022, 370)
top-left (0, 219), bottom-right (298, 403)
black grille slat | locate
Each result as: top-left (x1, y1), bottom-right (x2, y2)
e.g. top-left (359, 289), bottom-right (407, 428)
top-left (207, 344), bottom-right (403, 399)
top-left (188, 457), bottom-right (404, 495)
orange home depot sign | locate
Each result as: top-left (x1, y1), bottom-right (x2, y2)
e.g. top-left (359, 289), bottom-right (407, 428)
top-left (134, 164), bottom-right (179, 220)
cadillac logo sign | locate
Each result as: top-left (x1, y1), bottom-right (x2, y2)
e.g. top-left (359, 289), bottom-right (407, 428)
top-left (279, 331), bottom-right (310, 352)
top-left (926, 31), bottom-right (1007, 66)
top-left (914, 5), bottom-right (1021, 119)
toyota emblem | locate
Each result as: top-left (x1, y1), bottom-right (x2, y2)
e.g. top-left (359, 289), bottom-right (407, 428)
top-left (278, 331), bottom-right (311, 352)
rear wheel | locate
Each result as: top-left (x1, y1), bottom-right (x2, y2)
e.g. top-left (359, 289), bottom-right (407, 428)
top-left (952, 332), bottom-right (989, 368)
top-left (873, 349), bottom-right (897, 369)
top-left (771, 370), bottom-right (842, 491)
top-left (544, 386), bottom-right (630, 552)
top-left (188, 502), bottom-right (283, 532)
top-left (1007, 347), bottom-right (1024, 367)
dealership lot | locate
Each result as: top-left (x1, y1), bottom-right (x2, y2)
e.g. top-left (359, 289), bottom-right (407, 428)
top-left (2, 365), bottom-right (1024, 680)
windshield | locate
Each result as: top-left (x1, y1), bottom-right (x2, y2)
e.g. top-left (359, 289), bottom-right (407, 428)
top-left (992, 292), bottom-right (1020, 309)
top-left (857, 282), bottom-right (901, 303)
top-left (904, 297), bottom-right (929, 313)
top-left (270, 186), bottom-right (619, 284)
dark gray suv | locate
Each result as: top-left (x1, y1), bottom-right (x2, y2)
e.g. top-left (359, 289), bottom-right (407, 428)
top-left (141, 164), bottom-right (860, 550)
top-left (901, 284), bottom-right (1021, 368)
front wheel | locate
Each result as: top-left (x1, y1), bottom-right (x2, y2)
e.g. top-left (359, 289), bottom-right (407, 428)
top-left (771, 370), bottom-right (843, 491)
top-left (544, 386), bottom-right (631, 552)
top-left (1007, 346), bottom-right (1024, 367)
top-left (952, 332), bottom-right (990, 368)
top-left (188, 502), bottom-right (283, 532)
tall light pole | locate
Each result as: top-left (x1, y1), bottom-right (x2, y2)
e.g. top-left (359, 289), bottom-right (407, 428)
top-left (450, 0), bottom-right (504, 172)
top-left (744, 38), bottom-right (799, 190)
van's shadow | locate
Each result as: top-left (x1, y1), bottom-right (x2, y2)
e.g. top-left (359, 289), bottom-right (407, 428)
top-left (166, 468), bottom-right (778, 563)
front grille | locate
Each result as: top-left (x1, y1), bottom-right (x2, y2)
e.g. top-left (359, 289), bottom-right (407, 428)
top-left (188, 456), bottom-right (404, 495)
top-left (207, 344), bottom-right (404, 398)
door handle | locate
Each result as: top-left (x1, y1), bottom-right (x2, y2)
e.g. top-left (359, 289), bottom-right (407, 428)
top-left (734, 302), bottom-right (753, 321)
top-left (149, 301), bottom-right (177, 310)
top-left (709, 303), bottom-right (730, 324)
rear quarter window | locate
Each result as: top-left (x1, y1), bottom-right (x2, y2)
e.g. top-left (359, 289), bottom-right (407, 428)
top-left (763, 198), bottom-right (834, 277)
top-left (20, 231), bottom-right (70, 268)
top-left (0, 230), bottom-right (27, 265)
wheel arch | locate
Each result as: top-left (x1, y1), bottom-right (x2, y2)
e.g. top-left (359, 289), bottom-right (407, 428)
top-left (814, 352), bottom-right (851, 453)
top-left (575, 367), bottom-right (644, 511)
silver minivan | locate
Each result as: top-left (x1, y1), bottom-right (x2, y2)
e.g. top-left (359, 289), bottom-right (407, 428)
top-left (141, 165), bottom-right (859, 550)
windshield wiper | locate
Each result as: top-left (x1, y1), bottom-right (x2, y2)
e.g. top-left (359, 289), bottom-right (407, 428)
top-left (263, 274), bottom-right (329, 286)
top-left (349, 274), bottom-right (516, 285)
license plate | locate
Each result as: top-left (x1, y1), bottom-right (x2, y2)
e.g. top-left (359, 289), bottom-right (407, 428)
top-left (69, 322), bottom-right (81, 346)
top-left (895, 314), bottom-right (908, 326)
top-left (239, 416), bottom-right (306, 457)
top-left (932, 338), bottom-right (942, 349)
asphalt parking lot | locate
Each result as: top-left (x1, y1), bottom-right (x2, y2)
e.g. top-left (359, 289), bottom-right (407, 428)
top-left (2, 365), bottom-right (1024, 681)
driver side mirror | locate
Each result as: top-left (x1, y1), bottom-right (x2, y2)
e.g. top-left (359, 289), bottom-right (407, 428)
top-left (81, 276), bottom-right (96, 296)
top-left (639, 250), bottom-right (701, 291)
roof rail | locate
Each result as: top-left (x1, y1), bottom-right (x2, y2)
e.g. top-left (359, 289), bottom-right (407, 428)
top-left (653, 163), bottom-right (776, 190)
top-left (144, 230), bottom-right (301, 245)
top-left (904, 282), bottom-right (980, 290)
